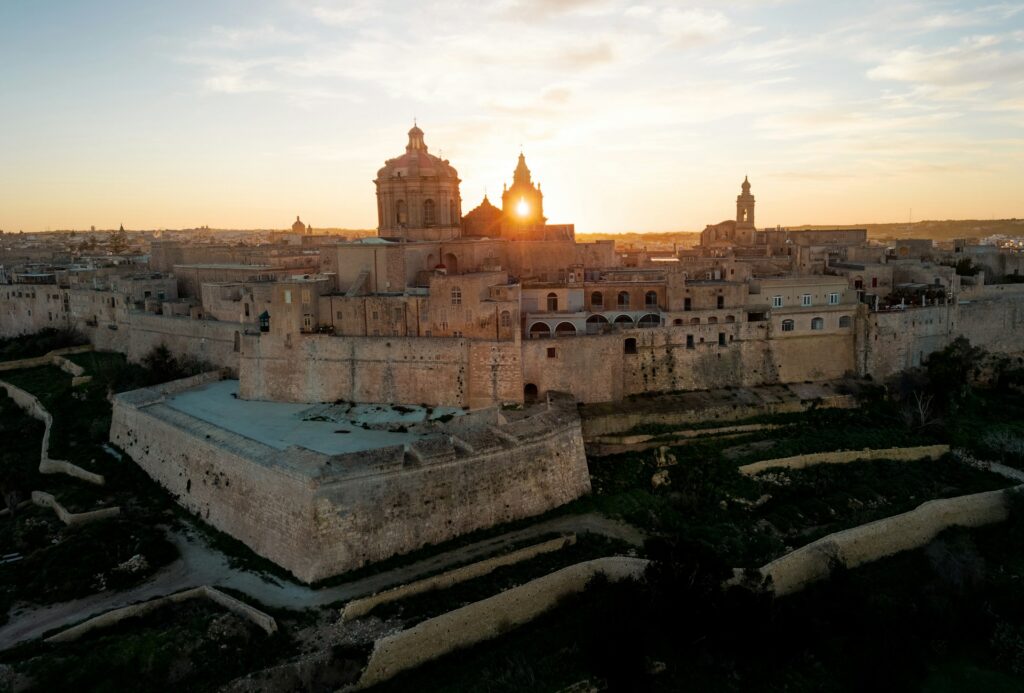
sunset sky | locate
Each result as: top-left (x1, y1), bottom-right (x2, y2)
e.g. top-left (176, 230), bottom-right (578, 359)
top-left (2, 1), bottom-right (1023, 233)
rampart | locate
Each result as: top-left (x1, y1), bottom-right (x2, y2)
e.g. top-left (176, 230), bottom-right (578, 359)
top-left (31, 491), bottom-right (120, 526)
top-left (111, 380), bottom-right (592, 582)
top-left (353, 556), bottom-right (648, 689)
top-left (757, 486), bottom-right (1019, 596)
top-left (738, 444), bottom-right (950, 476)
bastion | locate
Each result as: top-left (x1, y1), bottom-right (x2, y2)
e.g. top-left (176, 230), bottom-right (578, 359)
top-left (109, 374), bottom-right (591, 582)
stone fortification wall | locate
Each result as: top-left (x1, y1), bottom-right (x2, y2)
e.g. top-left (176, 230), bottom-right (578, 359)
top-left (90, 312), bottom-right (243, 374)
top-left (0, 379), bottom-right (105, 485)
top-left (0, 345), bottom-right (93, 372)
top-left (354, 556), bottom-right (648, 689)
top-left (45, 586), bottom-right (277, 644)
top-left (111, 382), bottom-right (591, 582)
top-left (738, 444), bottom-right (950, 476)
top-left (758, 486), bottom-right (1018, 596)
top-left (340, 535), bottom-right (576, 622)
top-left (239, 333), bottom-right (522, 408)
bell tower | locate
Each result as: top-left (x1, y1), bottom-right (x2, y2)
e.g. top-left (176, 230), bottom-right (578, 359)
top-left (736, 176), bottom-right (755, 227)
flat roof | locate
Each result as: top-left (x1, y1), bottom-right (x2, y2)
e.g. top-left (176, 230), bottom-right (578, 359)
top-left (173, 263), bottom-right (277, 270)
top-left (164, 380), bottom-right (463, 456)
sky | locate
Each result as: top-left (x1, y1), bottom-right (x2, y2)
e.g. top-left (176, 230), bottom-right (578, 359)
top-left (1, 0), bottom-right (1023, 234)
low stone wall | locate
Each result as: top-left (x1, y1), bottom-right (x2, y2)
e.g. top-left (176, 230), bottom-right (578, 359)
top-left (0, 345), bottom-right (93, 373)
top-left (354, 556), bottom-right (648, 689)
top-left (595, 423), bottom-right (778, 447)
top-left (341, 535), bottom-right (577, 622)
top-left (757, 486), bottom-right (1020, 596)
top-left (0, 379), bottom-right (105, 485)
top-left (31, 491), bottom-right (120, 526)
top-left (581, 386), bottom-right (858, 438)
top-left (738, 444), bottom-right (951, 476)
top-left (44, 586), bottom-right (277, 644)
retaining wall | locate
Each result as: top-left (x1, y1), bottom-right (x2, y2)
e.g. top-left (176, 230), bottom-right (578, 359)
top-left (758, 486), bottom-right (1020, 596)
top-left (738, 444), bottom-right (951, 476)
top-left (31, 491), bottom-right (120, 526)
top-left (44, 586), bottom-right (277, 643)
top-left (341, 534), bottom-right (576, 622)
top-left (354, 556), bottom-right (648, 689)
top-left (0, 379), bottom-right (105, 485)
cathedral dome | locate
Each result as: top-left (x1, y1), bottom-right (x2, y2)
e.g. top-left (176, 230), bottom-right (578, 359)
top-left (376, 124), bottom-right (459, 181)
top-left (292, 216), bottom-right (306, 234)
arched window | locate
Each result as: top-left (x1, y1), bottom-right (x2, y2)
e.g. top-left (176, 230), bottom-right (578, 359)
top-left (839, 315), bottom-right (852, 328)
top-left (451, 287), bottom-right (462, 305)
top-left (555, 322), bottom-right (576, 336)
top-left (614, 315), bottom-right (635, 328)
top-left (617, 291), bottom-right (630, 308)
top-left (449, 199), bottom-right (457, 225)
top-left (690, 317), bottom-right (700, 325)
top-left (708, 316), bottom-right (718, 324)
top-left (811, 317), bottom-right (824, 330)
top-left (673, 318), bottom-right (683, 326)
top-left (500, 310), bottom-right (512, 328)
top-left (591, 291), bottom-right (604, 308)
top-left (529, 322), bottom-right (551, 338)
top-left (638, 314), bottom-right (660, 328)
top-left (396, 199), bottom-right (407, 226)
top-left (547, 292), bottom-right (558, 312)
top-left (586, 314), bottom-right (609, 334)
top-left (423, 199), bottom-right (436, 226)
top-left (624, 338), bottom-right (637, 354)
top-left (725, 315), bottom-right (736, 323)
top-left (524, 383), bottom-right (539, 402)
top-left (781, 319), bottom-right (795, 332)
top-left (645, 291), bottom-right (658, 307)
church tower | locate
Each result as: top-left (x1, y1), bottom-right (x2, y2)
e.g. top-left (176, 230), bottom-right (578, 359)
top-left (374, 124), bottom-right (462, 241)
top-left (501, 152), bottom-right (546, 236)
top-left (736, 176), bottom-right (755, 227)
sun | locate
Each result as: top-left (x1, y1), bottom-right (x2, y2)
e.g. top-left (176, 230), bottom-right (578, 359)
top-left (516, 197), bottom-right (530, 217)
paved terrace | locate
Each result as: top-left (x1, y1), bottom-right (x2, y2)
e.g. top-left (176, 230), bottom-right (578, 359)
top-left (163, 380), bottom-right (463, 457)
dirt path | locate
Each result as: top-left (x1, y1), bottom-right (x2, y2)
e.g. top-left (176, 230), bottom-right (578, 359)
top-left (0, 512), bottom-right (643, 650)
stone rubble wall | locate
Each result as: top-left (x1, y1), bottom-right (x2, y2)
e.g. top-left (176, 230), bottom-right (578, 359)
top-left (30, 491), bottom-right (120, 526)
top-left (340, 534), bottom-right (577, 622)
top-left (44, 586), bottom-right (277, 644)
top-left (353, 556), bottom-right (649, 690)
top-left (0, 345), bottom-right (93, 373)
top-left (738, 444), bottom-right (951, 476)
top-left (757, 486), bottom-right (1020, 596)
top-left (0, 379), bottom-right (105, 485)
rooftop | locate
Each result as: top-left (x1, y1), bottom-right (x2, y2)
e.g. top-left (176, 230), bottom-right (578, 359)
top-left (163, 380), bottom-right (464, 456)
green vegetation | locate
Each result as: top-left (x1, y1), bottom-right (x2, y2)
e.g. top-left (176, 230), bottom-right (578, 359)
top-left (0, 327), bottom-right (87, 362)
top-left (1, 600), bottom-right (293, 693)
top-left (368, 534), bottom-right (631, 625)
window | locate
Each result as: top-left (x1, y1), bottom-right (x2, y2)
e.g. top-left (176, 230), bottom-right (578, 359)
top-left (372, 311), bottom-right (378, 320)
top-left (684, 297), bottom-right (692, 311)
top-left (801, 294), bottom-right (812, 307)
top-left (451, 287), bottom-right (462, 305)
top-left (394, 308), bottom-right (402, 321)
top-left (839, 315), bottom-right (852, 328)
top-left (500, 310), bottom-right (512, 328)
top-left (686, 335), bottom-right (694, 349)
top-left (871, 277), bottom-right (878, 288)
top-left (725, 314), bottom-right (735, 323)
top-left (284, 290), bottom-right (292, 304)
top-left (547, 292), bottom-right (558, 311)
top-left (811, 317), bottom-right (824, 330)
top-left (624, 338), bottom-right (637, 354)
top-left (717, 295), bottom-right (724, 309)
top-left (302, 289), bottom-right (311, 305)
top-left (708, 316), bottom-right (718, 324)
top-left (337, 311), bottom-right (343, 319)
top-left (771, 295), bottom-right (783, 308)
top-left (396, 199), bottom-right (407, 225)
top-left (547, 347), bottom-right (557, 358)
top-left (449, 199), bottom-right (457, 225)
top-left (244, 303), bottom-right (250, 317)
top-left (302, 314), bottom-right (313, 331)
top-left (828, 292), bottom-right (840, 305)
top-left (617, 291), bottom-right (630, 308)
top-left (453, 330), bottom-right (463, 337)
top-left (645, 291), bottom-right (658, 307)
top-left (424, 199), bottom-right (436, 226)
top-left (781, 319), bottom-right (795, 332)
top-left (591, 292), bottom-right (603, 308)
top-left (718, 332), bottom-right (726, 346)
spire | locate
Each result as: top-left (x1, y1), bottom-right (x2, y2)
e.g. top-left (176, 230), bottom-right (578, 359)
top-left (407, 122), bottom-right (426, 152)
top-left (742, 175), bottom-right (751, 192)
top-left (513, 152), bottom-right (531, 186)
